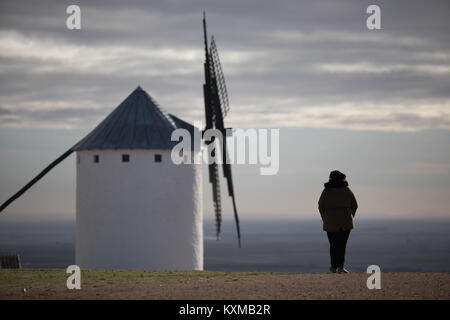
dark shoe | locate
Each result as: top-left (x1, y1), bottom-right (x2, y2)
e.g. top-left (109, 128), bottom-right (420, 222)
top-left (337, 267), bottom-right (349, 274)
top-left (329, 267), bottom-right (337, 274)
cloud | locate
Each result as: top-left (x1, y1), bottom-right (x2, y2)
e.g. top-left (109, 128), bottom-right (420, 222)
top-left (0, 31), bottom-right (203, 76)
top-left (315, 62), bottom-right (450, 75)
top-left (0, 101), bottom-right (110, 129)
top-left (0, 0), bottom-right (449, 131)
top-left (269, 30), bottom-right (428, 47)
top-left (227, 100), bottom-right (450, 131)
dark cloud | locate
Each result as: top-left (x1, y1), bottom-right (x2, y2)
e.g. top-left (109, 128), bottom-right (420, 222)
top-left (0, 108), bottom-right (12, 115)
top-left (0, 0), bottom-right (449, 130)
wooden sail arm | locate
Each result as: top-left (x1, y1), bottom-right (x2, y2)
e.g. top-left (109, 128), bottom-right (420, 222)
top-left (0, 149), bottom-right (74, 213)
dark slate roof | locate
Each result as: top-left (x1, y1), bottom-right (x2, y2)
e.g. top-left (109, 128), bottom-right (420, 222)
top-left (72, 86), bottom-right (197, 151)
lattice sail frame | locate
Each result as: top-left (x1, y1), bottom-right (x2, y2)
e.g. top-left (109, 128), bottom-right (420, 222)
top-left (210, 36), bottom-right (230, 119)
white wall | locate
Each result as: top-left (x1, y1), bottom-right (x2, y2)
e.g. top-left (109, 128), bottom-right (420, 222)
top-left (76, 149), bottom-right (203, 270)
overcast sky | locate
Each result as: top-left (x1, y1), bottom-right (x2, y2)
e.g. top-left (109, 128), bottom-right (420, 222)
top-left (0, 0), bottom-right (449, 223)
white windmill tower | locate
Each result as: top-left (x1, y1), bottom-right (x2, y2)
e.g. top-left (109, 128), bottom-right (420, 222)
top-left (73, 86), bottom-right (203, 269)
top-left (0, 14), bottom-right (241, 270)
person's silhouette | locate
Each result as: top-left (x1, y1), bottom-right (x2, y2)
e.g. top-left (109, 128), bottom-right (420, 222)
top-left (318, 170), bottom-right (358, 273)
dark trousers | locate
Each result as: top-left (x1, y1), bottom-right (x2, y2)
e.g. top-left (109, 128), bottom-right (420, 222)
top-left (326, 229), bottom-right (350, 269)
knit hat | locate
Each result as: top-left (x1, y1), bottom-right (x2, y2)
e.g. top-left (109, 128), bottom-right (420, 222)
top-left (329, 170), bottom-right (346, 181)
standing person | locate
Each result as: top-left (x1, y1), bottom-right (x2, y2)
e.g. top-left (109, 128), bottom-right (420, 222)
top-left (318, 170), bottom-right (358, 274)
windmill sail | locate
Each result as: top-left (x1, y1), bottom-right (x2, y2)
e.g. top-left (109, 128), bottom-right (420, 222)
top-left (210, 37), bottom-right (230, 118)
top-left (0, 149), bottom-right (74, 213)
top-left (202, 13), bottom-right (241, 247)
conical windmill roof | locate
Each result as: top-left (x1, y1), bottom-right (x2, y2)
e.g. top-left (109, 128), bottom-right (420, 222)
top-left (72, 86), bottom-right (196, 151)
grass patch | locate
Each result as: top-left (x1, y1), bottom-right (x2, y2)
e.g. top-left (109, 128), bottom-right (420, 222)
top-left (0, 269), bottom-right (68, 286)
top-left (0, 269), bottom-right (286, 287)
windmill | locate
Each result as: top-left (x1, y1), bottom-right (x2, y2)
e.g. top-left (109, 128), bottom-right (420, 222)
top-left (0, 13), bottom-right (241, 269)
top-left (202, 12), bottom-right (241, 247)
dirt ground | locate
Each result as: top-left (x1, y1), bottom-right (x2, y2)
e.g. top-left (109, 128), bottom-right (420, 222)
top-left (1, 270), bottom-right (449, 300)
